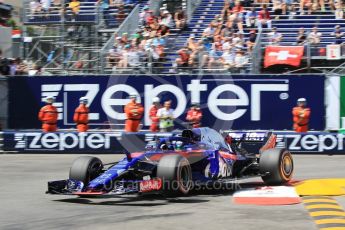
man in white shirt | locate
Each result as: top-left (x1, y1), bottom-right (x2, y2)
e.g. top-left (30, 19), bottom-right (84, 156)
top-left (308, 26), bottom-right (322, 44)
top-left (157, 100), bottom-right (174, 132)
top-left (221, 49), bottom-right (235, 69)
top-left (30, 0), bottom-right (42, 15)
top-left (234, 49), bottom-right (248, 68)
top-left (268, 27), bottom-right (282, 45)
top-left (127, 48), bottom-right (141, 67)
top-left (40, 0), bottom-right (51, 11)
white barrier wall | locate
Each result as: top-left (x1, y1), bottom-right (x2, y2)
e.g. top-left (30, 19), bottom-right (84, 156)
top-left (325, 75), bottom-right (340, 130)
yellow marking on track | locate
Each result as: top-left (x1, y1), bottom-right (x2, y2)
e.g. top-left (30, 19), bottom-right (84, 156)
top-left (310, 211), bottom-right (345, 217)
top-left (295, 179), bottom-right (345, 196)
top-left (303, 199), bottom-right (338, 204)
top-left (302, 196), bottom-right (345, 229)
top-left (306, 204), bottom-right (344, 210)
top-left (320, 227), bottom-right (345, 230)
top-left (316, 219), bottom-right (345, 225)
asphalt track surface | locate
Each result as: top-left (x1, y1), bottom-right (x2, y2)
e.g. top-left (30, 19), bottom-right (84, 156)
top-left (0, 154), bottom-right (344, 230)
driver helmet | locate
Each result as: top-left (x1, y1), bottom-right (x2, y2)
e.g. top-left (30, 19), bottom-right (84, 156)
top-left (175, 141), bottom-right (183, 151)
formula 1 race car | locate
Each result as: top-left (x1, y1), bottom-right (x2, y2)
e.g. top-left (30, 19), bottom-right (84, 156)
top-left (47, 128), bottom-right (294, 196)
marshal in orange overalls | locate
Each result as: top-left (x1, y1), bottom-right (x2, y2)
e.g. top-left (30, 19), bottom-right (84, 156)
top-left (124, 99), bottom-right (144, 132)
top-left (186, 107), bottom-right (203, 128)
top-left (38, 104), bottom-right (58, 132)
top-left (149, 105), bottom-right (160, 132)
top-left (74, 104), bottom-right (89, 132)
top-left (292, 106), bottom-right (311, 132)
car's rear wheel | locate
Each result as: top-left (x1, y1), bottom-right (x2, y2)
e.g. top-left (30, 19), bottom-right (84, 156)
top-left (157, 154), bottom-right (192, 196)
top-left (69, 156), bottom-right (103, 185)
top-left (259, 148), bottom-right (294, 185)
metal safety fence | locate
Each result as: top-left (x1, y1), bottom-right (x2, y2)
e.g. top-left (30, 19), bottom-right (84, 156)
top-left (100, 4), bottom-right (140, 73)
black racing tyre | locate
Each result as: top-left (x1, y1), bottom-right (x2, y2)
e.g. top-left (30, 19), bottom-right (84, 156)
top-left (259, 148), bottom-right (294, 185)
top-left (157, 154), bottom-right (192, 196)
top-left (69, 156), bottom-right (103, 185)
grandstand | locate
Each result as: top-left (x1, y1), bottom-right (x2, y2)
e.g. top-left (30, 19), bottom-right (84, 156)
top-left (0, 0), bottom-right (345, 75)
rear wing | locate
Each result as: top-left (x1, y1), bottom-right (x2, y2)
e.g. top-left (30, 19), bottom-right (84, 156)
top-left (221, 130), bottom-right (278, 154)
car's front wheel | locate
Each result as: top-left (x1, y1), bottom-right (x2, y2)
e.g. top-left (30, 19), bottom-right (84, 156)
top-left (157, 154), bottom-right (192, 196)
top-left (259, 148), bottom-right (294, 185)
top-left (69, 156), bottom-right (103, 185)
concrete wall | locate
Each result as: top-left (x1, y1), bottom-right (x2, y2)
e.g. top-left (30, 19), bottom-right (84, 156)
top-left (0, 27), bottom-right (12, 58)
top-left (0, 78), bottom-right (8, 129)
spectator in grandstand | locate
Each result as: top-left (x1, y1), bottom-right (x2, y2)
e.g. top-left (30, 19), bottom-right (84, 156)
top-left (268, 27), bottom-right (282, 45)
top-left (74, 97), bottom-right (89, 132)
top-left (221, 23), bottom-right (233, 38)
top-left (29, 0), bottom-right (42, 16)
top-left (202, 24), bottom-right (216, 38)
top-left (316, 0), bottom-right (325, 12)
top-left (117, 44), bottom-right (141, 70)
top-left (174, 8), bottom-right (186, 29)
top-left (331, 25), bottom-right (344, 44)
top-left (256, 0), bottom-right (269, 3)
top-left (38, 96), bottom-right (58, 132)
top-left (40, 0), bottom-right (51, 12)
top-left (121, 32), bottom-right (129, 44)
top-left (288, 4), bottom-right (297, 19)
top-left (220, 48), bottom-right (235, 70)
top-left (149, 97), bottom-right (161, 132)
top-left (221, 1), bottom-right (233, 20)
top-left (226, 12), bottom-right (244, 33)
top-left (292, 98), bottom-right (311, 132)
top-left (52, 0), bottom-right (61, 7)
top-left (308, 26), bottom-right (322, 44)
top-left (284, 0), bottom-right (293, 13)
top-left (68, 0), bottom-right (80, 19)
top-left (299, 0), bottom-right (312, 15)
top-left (107, 45), bottom-right (120, 67)
top-left (245, 7), bottom-right (258, 28)
top-left (28, 64), bottom-right (42, 76)
top-left (335, 1), bottom-right (343, 19)
top-left (246, 30), bottom-right (257, 52)
top-left (140, 6), bottom-right (152, 24)
top-left (0, 50), bottom-right (9, 76)
top-left (232, 1), bottom-right (244, 17)
top-left (296, 27), bottom-right (307, 45)
top-left (112, 0), bottom-right (124, 7)
top-left (233, 49), bottom-right (248, 70)
top-left (257, 5), bottom-right (272, 30)
top-left (187, 40), bottom-right (204, 68)
top-left (187, 34), bottom-right (198, 51)
top-left (272, 0), bottom-right (284, 19)
top-left (160, 10), bottom-right (174, 28)
top-left (124, 93), bottom-right (144, 132)
top-left (222, 37), bottom-right (232, 50)
top-left (233, 32), bottom-right (244, 49)
top-left (9, 59), bottom-right (17, 76)
top-left (208, 41), bottom-right (223, 69)
top-left (8, 58), bottom-right (28, 76)
top-left (158, 24), bottom-right (170, 37)
top-left (157, 100), bottom-right (175, 132)
top-left (175, 47), bottom-right (190, 70)
top-left (186, 103), bottom-right (202, 128)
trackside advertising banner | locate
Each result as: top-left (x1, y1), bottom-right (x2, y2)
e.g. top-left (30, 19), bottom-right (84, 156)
top-left (2, 131), bottom-right (173, 153)
top-left (7, 75), bottom-right (325, 130)
top-left (2, 131), bottom-right (345, 154)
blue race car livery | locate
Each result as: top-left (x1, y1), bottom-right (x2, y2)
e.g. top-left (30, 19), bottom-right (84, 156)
top-left (47, 128), bottom-right (294, 196)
